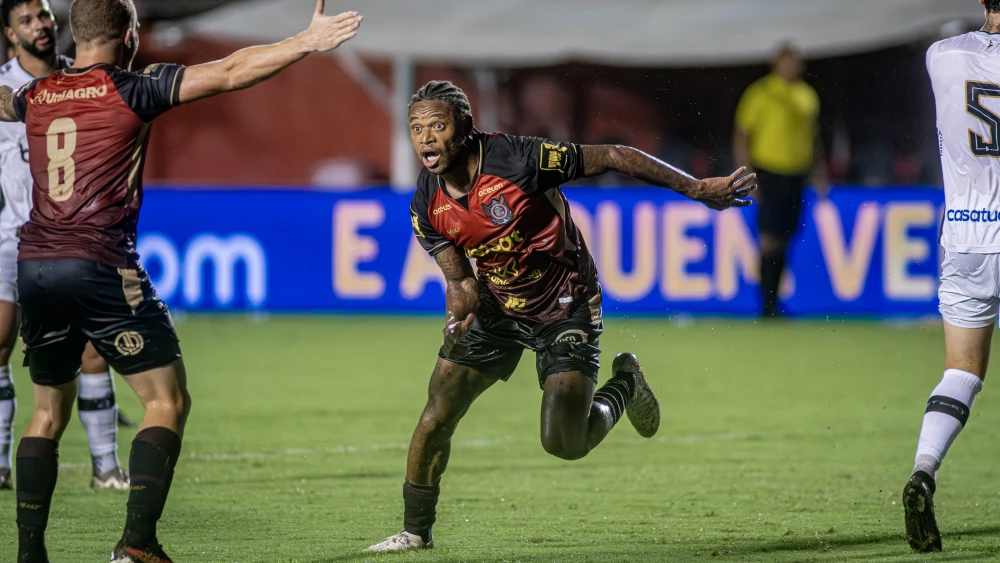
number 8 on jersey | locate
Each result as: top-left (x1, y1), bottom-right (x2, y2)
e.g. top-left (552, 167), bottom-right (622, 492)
top-left (45, 117), bottom-right (76, 202)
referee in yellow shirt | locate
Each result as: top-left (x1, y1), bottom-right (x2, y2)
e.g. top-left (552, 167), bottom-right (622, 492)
top-left (734, 44), bottom-right (828, 318)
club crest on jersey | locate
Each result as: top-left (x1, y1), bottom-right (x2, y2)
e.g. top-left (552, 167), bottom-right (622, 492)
top-left (482, 194), bottom-right (513, 227)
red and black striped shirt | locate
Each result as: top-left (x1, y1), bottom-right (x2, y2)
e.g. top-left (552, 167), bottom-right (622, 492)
top-left (13, 62), bottom-right (185, 268)
top-left (411, 132), bottom-right (599, 323)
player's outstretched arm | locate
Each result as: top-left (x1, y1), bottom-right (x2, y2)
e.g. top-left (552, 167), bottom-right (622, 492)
top-left (178, 0), bottom-right (361, 104)
top-left (435, 246), bottom-right (479, 359)
top-left (0, 86), bottom-right (18, 122)
top-left (580, 145), bottom-right (757, 210)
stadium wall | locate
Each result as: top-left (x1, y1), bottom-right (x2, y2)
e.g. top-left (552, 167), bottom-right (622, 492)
top-left (139, 187), bottom-right (944, 317)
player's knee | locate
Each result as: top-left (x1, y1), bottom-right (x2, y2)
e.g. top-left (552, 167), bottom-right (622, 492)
top-left (0, 344), bottom-right (14, 366)
top-left (179, 388), bottom-right (192, 425)
top-left (540, 434), bottom-right (589, 461)
top-left (419, 389), bottom-right (474, 438)
top-left (416, 404), bottom-right (462, 439)
top-left (760, 235), bottom-right (787, 255)
top-left (30, 406), bottom-right (72, 439)
top-left (144, 389), bottom-right (188, 423)
top-left (170, 389), bottom-right (189, 421)
top-left (79, 345), bottom-right (107, 374)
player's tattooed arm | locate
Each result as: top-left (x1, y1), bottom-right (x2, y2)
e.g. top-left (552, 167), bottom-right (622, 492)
top-left (435, 246), bottom-right (479, 358)
top-left (0, 86), bottom-right (18, 122)
top-left (579, 145), bottom-right (758, 210)
top-left (178, 1), bottom-right (361, 104)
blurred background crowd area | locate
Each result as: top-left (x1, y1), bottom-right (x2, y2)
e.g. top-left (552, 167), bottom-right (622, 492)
top-left (3, 0), bottom-right (989, 189)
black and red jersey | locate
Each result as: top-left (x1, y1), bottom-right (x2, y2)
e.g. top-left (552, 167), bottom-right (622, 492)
top-left (13, 62), bottom-right (185, 268)
top-left (411, 132), bottom-right (599, 323)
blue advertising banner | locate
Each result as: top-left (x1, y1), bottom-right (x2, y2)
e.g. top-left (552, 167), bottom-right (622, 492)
top-left (136, 186), bottom-right (945, 317)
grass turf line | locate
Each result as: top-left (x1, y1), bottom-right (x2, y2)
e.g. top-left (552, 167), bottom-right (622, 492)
top-left (0, 316), bottom-right (998, 562)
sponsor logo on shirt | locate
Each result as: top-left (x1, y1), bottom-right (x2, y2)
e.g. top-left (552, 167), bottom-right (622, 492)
top-left (30, 85), bottom-right (108, 105)
top-left (946, 209), bottom-right (1000, 222)
top-left (488, 260), bottom-right (520, 286)
top-left (504, 296), bottom-right (527, 310)
top-left (539, 142), bottom-right (569, 172)
top-left (465, 229), bottom-right (523, 258)
top-left (433, 203), bottom-right (452, 215)
top-left (478, 182), bottom-right (505, 197)
top-left (410, 210), bottom-right (425, 238)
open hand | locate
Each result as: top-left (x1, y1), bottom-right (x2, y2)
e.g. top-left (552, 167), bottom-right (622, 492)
top-left (442, 313), bottom-right (475, 358)
top-left (300, 1), bottom-right (362, 53)
top-left (694, 167), bottom-right (758, 210)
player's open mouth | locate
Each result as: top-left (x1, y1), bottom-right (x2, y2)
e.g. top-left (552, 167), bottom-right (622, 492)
top-left (422, 152), bottom-right (441, 168)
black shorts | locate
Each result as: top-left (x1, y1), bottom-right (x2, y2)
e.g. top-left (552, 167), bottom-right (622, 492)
top-left (18, 259), bottom-right (182, 386)
top-left (439, 288), bottom-right (604, 388)
top-left (755, 168), bottom-right (807, 241)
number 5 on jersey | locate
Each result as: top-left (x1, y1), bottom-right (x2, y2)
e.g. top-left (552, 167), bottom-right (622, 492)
top-left (968, 81), bottom-right (1000, 157)
top-left (45, 117), bottom-right (77, 201)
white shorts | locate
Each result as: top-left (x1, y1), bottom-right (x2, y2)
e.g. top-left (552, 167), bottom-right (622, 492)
top-left (939, 251), bottom-right (1000, 328)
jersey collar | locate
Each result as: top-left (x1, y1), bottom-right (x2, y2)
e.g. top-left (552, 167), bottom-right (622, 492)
top-left (63, 63), bottom-right (106, 76)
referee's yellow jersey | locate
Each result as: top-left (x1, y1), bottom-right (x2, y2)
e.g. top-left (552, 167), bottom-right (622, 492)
top-left (735, 74), bottom-right (819, 176)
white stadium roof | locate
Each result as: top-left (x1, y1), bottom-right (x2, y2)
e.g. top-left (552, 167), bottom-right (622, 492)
top-left (179, 0), bottom-right (985, 66)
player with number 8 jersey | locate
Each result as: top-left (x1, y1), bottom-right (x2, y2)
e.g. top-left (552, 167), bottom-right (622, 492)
top-left (0, 1), bottom-right (363, 561)
top-left (9, 61), bottom-right (188, 381)
top-left (14, 63), bottom-right (180, 267)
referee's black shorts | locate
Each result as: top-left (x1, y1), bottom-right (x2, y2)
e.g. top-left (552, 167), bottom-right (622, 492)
top-left (18, 259), bottom-right (182, 386)
top-left (755, 167), bottom-right (808, 241)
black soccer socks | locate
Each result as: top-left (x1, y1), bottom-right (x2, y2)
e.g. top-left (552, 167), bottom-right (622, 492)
top-left (403, 481), bottom-right (440, 543)
top-left (124, 427), bottom-right (182, 548)
top-left (593, 370), bottom-right (637, 425)
top-left (16, 437), bottom-right (59, 562)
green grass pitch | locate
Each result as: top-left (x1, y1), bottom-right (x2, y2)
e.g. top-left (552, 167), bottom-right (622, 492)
top-left (1, 315), bottom-right (999, 562)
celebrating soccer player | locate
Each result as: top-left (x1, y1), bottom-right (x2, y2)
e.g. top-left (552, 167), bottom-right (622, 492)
top-left (0, 1), bottom-right (361, 562)
top-left (0, 0), bottom-right (134, 494)
top-left (903, 0), bottom-right (1000, 553)
top-left (367, 81), bottom-right (757, 552)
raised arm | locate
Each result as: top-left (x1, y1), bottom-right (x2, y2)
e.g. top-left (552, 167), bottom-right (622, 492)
top-left (580, 145), bottom-right (757, 211)
top-left (178, 1), bottom-right (361, 104)
top-left (0, 86), bottom-right (16, 122)
top-left (435, 246), bottom-right (480, 359)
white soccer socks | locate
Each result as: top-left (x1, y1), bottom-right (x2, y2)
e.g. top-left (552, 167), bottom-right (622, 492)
top-left (0, 364), bottom-right (14, 469)
top-left (913, 369), bottom-right (983, 479)
top-left (77, 372), bottom-right (122, 475)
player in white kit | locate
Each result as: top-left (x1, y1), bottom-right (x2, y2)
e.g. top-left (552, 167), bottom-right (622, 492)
top-left (903, 0), bottom-right (1000, 552)
top-left (0, 0), bottom-right (129, 491)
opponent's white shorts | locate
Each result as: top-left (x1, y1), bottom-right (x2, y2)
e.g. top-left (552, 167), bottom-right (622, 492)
top-left (0, 237), bottom-right (15, 304)
top-left (939, 250), bottom-right (1000, 328)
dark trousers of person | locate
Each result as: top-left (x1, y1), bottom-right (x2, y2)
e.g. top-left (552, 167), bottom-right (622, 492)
top-left (755, 167), bottom-right (807, 317)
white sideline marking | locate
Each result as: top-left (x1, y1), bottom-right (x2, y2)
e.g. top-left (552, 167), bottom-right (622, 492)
top-left (56, 431), bottom-right (778, 469)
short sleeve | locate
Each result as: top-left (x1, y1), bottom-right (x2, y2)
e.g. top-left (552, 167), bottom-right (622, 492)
top-left (411, 180), bottom-right (453, 256)
top-left (510, 136), bottom-right (583, 195)
top-left (12, 78), bottom-right (42, 123)
top-left (735, 83), bottom-right (761, 133)
top-left (926, 42), bottom-right (939, 76)
top-left (112, 63), bottom-right (186, 122)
